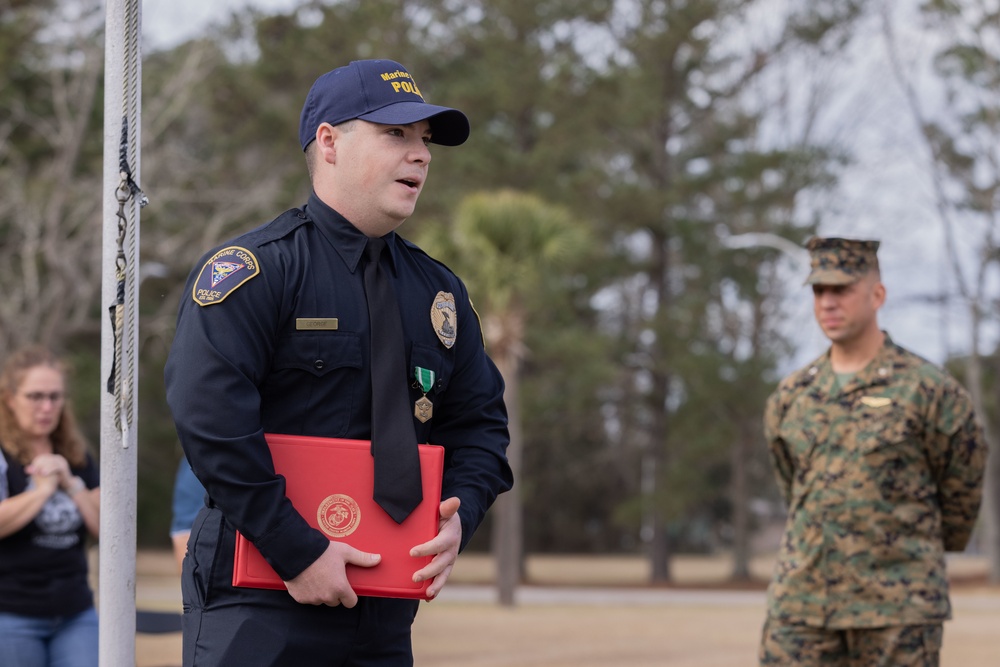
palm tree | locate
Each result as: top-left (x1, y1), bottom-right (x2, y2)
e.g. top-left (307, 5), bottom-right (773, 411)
top-left (418, 189), bottom-right (591, 605)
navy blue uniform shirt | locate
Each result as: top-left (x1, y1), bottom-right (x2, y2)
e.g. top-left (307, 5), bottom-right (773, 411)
top-left (164, 192), bottom-right (512, 581)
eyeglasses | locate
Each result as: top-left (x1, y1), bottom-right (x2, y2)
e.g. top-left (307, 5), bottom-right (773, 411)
top-left (21, 391), bottom-right (65, 404)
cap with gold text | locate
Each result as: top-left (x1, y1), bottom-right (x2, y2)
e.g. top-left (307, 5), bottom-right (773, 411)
top-left (299, 59), bottom-right (470, 150)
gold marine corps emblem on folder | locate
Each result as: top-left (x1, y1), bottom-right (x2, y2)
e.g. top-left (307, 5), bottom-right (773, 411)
top-left (317, 493), bottom-right (361, 538)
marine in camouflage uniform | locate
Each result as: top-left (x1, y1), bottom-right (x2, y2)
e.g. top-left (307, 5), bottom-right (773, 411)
top-left (759, 237), bottom-right (987, 667)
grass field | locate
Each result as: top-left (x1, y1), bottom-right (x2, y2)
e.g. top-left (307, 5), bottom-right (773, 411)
top-left (131, 550), bottom-right (1000, 666)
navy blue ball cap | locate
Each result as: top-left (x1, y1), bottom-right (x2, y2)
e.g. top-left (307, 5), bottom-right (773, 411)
top-left (299, 59), bottom-right (470, 150)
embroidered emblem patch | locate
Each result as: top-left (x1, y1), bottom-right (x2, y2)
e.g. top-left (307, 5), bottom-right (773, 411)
top-left (317, 494), bottom-right (361, 539)
top-left (431, 291), bottom-right (457, 348)
top-left (191, 246), bottom-right (260, 306)
top-left (211, 262), bottom-right (243, 287)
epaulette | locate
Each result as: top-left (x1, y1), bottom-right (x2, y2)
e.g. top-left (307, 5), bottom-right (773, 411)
top-left (400, 236), bottom-right (458, 276)
top-left (782, 352), bottom-right (828, 393)
top-left (241, 208), bottom-right (312, 247)
top-left (767, 354), bottom-right (824, 424)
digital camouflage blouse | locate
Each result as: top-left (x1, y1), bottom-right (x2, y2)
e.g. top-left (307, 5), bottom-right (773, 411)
top-left (764, 334), bottom-right (986, 628)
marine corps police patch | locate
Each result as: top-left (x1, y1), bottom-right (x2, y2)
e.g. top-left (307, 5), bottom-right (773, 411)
top-left (191, 246), bottom-right (260, 306)
top-left (431, 291), bottom-right (457, 348)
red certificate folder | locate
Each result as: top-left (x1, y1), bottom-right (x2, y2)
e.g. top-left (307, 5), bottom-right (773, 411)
top-left (232, 434), bottom-right (444, 600)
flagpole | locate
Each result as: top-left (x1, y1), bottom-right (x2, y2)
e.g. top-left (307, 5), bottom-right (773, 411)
top-left (100, 0), bottom-right (142, 664)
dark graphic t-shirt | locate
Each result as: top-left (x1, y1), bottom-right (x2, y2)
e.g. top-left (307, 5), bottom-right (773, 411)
top-left (0, 447), bottom-right (99, 617)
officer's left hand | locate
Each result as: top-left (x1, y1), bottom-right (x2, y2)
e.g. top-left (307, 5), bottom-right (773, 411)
top-left (410, 496), bottom-right (461, 599)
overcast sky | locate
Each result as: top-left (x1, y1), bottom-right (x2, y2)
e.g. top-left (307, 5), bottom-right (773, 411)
top-left (139, 0), bottom-right (995, 370)
top-left (142, 0), bottom-right (298, 50)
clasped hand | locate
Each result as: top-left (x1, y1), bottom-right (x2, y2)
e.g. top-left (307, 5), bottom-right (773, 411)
top-left (25, 453), bottom-right (72, 495)
top-left (284, 497), bottom-right (462, 608)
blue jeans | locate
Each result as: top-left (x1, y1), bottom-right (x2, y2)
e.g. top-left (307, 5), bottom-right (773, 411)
top-left (0, 607), bottom-right (99, 667)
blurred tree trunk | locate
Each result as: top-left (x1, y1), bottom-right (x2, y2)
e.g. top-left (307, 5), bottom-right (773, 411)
top-left (488, 313), bottom-right (525, 607)
top-left (729, 427), bottom-right (752, 580)
top-left (648, 234), bottom-right (673, 583)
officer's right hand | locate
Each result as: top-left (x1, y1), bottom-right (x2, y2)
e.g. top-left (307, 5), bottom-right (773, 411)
top-left (284, 541), bottom-right (380, 608)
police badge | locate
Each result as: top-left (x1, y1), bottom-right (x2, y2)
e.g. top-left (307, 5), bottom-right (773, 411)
top-left (431, 291), bottom-right (457, 348)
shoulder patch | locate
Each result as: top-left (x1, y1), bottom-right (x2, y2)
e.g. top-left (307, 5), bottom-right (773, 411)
top-left (243, 208), bottom-right (310, 247)
top-left (191, 246), bottom-right (261, 306)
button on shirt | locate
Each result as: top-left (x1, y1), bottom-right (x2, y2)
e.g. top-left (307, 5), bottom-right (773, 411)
top-left (165, 192), bottom-right (512, 581)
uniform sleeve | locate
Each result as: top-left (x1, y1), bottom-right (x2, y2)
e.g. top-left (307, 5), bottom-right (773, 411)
top-left (427, 282), bottom-right (512, 552)
top-left (926, 381), bottom-right (987, 552)
top-left (764, 387), bottom-right (794, 506)
top-left (164, 250), bottom-right (328, 581)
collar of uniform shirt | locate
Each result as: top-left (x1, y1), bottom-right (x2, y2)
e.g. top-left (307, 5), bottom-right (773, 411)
top-left (304, 191), bottom-right (401, 276)
top-left (813, 331), bottom-right (895, 394)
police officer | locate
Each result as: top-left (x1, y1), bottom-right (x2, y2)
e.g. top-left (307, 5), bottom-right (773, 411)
top-left (758, 237), bottom-right (987, 666)
top-left (164, 59), bottom-right (513, 666)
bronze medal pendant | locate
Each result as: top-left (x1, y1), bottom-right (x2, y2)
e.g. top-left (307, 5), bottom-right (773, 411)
top-left (431, 291), bottom-right (457, 348)
top-left (414, 396), bottom-right (433, 423)
top-left (413, 367), bottom-right (435, 423)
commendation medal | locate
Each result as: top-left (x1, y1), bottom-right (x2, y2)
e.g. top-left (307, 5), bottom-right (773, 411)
top-left (414, 367), bottom-right (435, 423)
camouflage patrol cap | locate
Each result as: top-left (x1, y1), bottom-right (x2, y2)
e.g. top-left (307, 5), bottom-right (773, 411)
top-left (804, 237), bottom-right (880, 285)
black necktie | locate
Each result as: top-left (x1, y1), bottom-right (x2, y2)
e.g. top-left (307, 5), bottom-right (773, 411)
top-left (363, 236), bottom-right (422, 523)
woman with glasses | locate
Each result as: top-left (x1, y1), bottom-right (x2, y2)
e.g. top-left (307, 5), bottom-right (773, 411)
top-left (0, 345), bottom-right (99, 667)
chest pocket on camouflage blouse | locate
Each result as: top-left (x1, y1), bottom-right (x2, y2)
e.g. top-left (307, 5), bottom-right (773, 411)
top-left (852, 397), bottom-right (922, 454)
top-left (851, 396), bottom-right (934, 499)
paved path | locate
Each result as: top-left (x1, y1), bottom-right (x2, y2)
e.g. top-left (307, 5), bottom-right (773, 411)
top-left (437, 583), bottom-right (1000, 609)
top-left (439, 584), bottom-right (767, 606)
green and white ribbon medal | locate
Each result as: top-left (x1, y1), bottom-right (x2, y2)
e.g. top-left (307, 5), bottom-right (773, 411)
top-left (414, 367), bottom-right (435, 423)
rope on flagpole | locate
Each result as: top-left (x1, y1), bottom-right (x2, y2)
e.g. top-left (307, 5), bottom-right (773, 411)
top-left (105, 0), bottom-right (147, 444)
